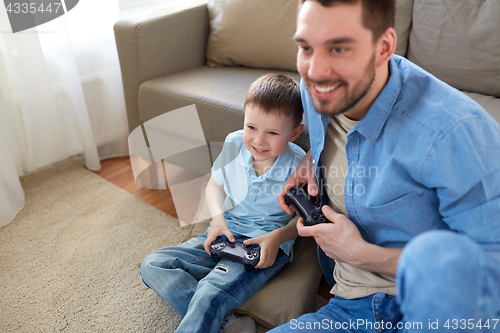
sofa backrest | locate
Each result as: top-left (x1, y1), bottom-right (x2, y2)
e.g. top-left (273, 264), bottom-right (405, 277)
top-left (407, 0), bottom-right (500, 98)
top-left (206, 0), bottom-right (298, 72)
top-left (206, 0), bottom-right (499, 100)
top-left (205, 0), bottom-right (415, 72)
top-left (393, 0), bottom-right (413, 57)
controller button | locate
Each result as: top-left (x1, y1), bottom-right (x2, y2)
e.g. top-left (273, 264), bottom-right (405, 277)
top-left (245, 250), bottom-right (258, 260)
top-left (211, 242), bottom-right (226, 250)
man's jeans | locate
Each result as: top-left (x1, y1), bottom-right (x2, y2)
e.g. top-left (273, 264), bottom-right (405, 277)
top-left (140, 233), bottom-right (289, 333)
top-left (269, 230), bottom-right (500, 332)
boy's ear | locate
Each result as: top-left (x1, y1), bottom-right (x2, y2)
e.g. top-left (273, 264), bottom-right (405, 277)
top-left (290, 124), bottom-right (304, 141)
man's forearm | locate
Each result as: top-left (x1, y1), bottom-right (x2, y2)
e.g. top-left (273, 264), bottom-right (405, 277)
top-left (354, 243), bottom-right (403, 278)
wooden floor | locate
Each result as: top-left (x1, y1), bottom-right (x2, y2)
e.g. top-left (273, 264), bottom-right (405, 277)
top-left (93, 156), bottom-right (333, 300)
top-left (93, 156), bottom-right (179, 217)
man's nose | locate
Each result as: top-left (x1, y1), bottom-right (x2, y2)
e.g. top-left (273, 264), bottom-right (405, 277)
top-left (307, 52), bottom-right (334, 81)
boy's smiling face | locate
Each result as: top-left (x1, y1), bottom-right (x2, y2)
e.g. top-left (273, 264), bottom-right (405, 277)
top-left (243, 104), bottom-right (303, 171)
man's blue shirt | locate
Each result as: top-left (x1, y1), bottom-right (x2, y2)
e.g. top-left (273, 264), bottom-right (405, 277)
top-left (302, 55), bottom-right (500, 261)
top-left (211, 130), bottom-right (306, 257)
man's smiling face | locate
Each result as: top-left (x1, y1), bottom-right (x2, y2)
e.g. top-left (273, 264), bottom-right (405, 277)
top-left (294, 1), bottom-right (378, 119)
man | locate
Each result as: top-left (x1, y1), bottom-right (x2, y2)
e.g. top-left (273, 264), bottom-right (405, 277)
top-left (272, 0), bottom-right (500, 331)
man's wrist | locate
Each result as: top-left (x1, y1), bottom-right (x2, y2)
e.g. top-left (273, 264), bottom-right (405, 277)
top-left (354, 242), bottom-right (402, 277)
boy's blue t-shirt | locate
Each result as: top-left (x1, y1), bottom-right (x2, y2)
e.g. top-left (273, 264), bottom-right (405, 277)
top-left (210, 130), bottom-right (306, 257)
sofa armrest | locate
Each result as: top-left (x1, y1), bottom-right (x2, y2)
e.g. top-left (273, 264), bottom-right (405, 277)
top-left (114, 2), bottom-right (210, 133)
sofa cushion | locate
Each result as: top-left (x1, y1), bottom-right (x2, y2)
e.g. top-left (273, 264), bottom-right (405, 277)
top-left (205, 0), bottom-right (299, 72)
top-left (407, 0), bottom-right (500, 97)
top-left (462, 92), bottom-right (500, 127)
top-left (138, 66), bottom-right (309, 151)
top-left (394, 0), bottom-right (414, 57)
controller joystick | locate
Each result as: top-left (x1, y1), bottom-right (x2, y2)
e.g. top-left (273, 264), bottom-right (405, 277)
top-left (210, 236), bottom-right (261, 271)
top-left (284, 185), bottom-right (330, 226)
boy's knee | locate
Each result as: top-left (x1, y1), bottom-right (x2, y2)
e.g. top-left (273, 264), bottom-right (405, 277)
top-left (140, 251), bottom-right (174, 285)
top-left (140, 253), bottom-right (156, 286)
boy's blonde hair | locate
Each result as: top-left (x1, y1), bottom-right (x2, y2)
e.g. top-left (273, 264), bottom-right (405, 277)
top-left (244, 73), bottom-right (303, 128)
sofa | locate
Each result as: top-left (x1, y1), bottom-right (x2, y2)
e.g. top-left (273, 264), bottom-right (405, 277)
top-left (114, 0), bottom-right (500, 328)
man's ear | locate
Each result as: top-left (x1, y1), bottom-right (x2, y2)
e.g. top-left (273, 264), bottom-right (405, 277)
top-left (290, 124), bottom-right (304, 141)
top-left (375, 27), bottom-right (397, 67)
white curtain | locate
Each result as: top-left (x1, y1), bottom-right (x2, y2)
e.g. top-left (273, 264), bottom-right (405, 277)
top-left (0, 0), bottom-right (137, 227)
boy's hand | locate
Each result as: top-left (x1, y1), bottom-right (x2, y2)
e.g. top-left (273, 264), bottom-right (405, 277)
top-left (204, 216), bottom-right (235, 255)
top-left (243, 233), bottom-right (281, 269)
top-left (278, 150), bottom-right (318, 215)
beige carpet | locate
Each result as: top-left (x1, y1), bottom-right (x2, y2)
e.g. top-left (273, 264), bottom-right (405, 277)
top-left (0, 157), bottom-right (194, 332)
top-left (0, 157), bottom-right (325, 332)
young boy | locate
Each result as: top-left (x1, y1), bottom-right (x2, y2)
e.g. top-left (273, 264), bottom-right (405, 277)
top-left (140, 74), bottom-right (305, 333)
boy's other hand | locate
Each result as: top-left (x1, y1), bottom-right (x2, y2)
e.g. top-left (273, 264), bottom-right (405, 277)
top-left (243, 234), bottom-right (280, 269)
top-left (278, 150), bottom-right (318, 215)
top-left (204, 217), bottom-right (235, 255)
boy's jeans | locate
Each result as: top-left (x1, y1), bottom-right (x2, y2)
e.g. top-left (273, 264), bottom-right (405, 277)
top-left (269, 230), bottom-right (500, 332)
top-left (140, 233), bottom-right (290, 333)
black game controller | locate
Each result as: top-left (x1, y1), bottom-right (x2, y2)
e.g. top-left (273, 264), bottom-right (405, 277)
top-left (284, 185), bottom-right (329, 226)
top-left (210, 236), bottom-right (261, 271)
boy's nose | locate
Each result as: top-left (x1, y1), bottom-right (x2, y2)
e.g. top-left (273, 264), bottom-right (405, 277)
top-left (253, 133), bottom-right (265, 145)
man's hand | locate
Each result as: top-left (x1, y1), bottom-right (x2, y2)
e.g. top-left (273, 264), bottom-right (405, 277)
top-left (203, 216), bottom-right (235, 255)
top-left (278, 150), bottom-right (318, 214)
top-left (243, 233), bottom-right (281, 269)
top-left (297, 205), bottom-right (402, 277)
top-left (297, 205), bottom-right (365, 264)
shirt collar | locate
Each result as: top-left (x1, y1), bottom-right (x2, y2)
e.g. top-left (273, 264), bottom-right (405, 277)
top-left (353, 55), bottom-right (402, 142)
top-left (238, 142), bottom-right (295, 182)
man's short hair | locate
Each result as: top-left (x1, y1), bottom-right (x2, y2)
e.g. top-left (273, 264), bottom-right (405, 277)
top-left (299, 0), bottom-right (395, 41)
top-left (244, 73), bottom-right (303, 128)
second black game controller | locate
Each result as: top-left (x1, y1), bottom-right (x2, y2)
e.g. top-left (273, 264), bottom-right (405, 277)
top-left (284, 185), bottom-right (330, 226)
top-left (210, 236), bottom-right (261, 271)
